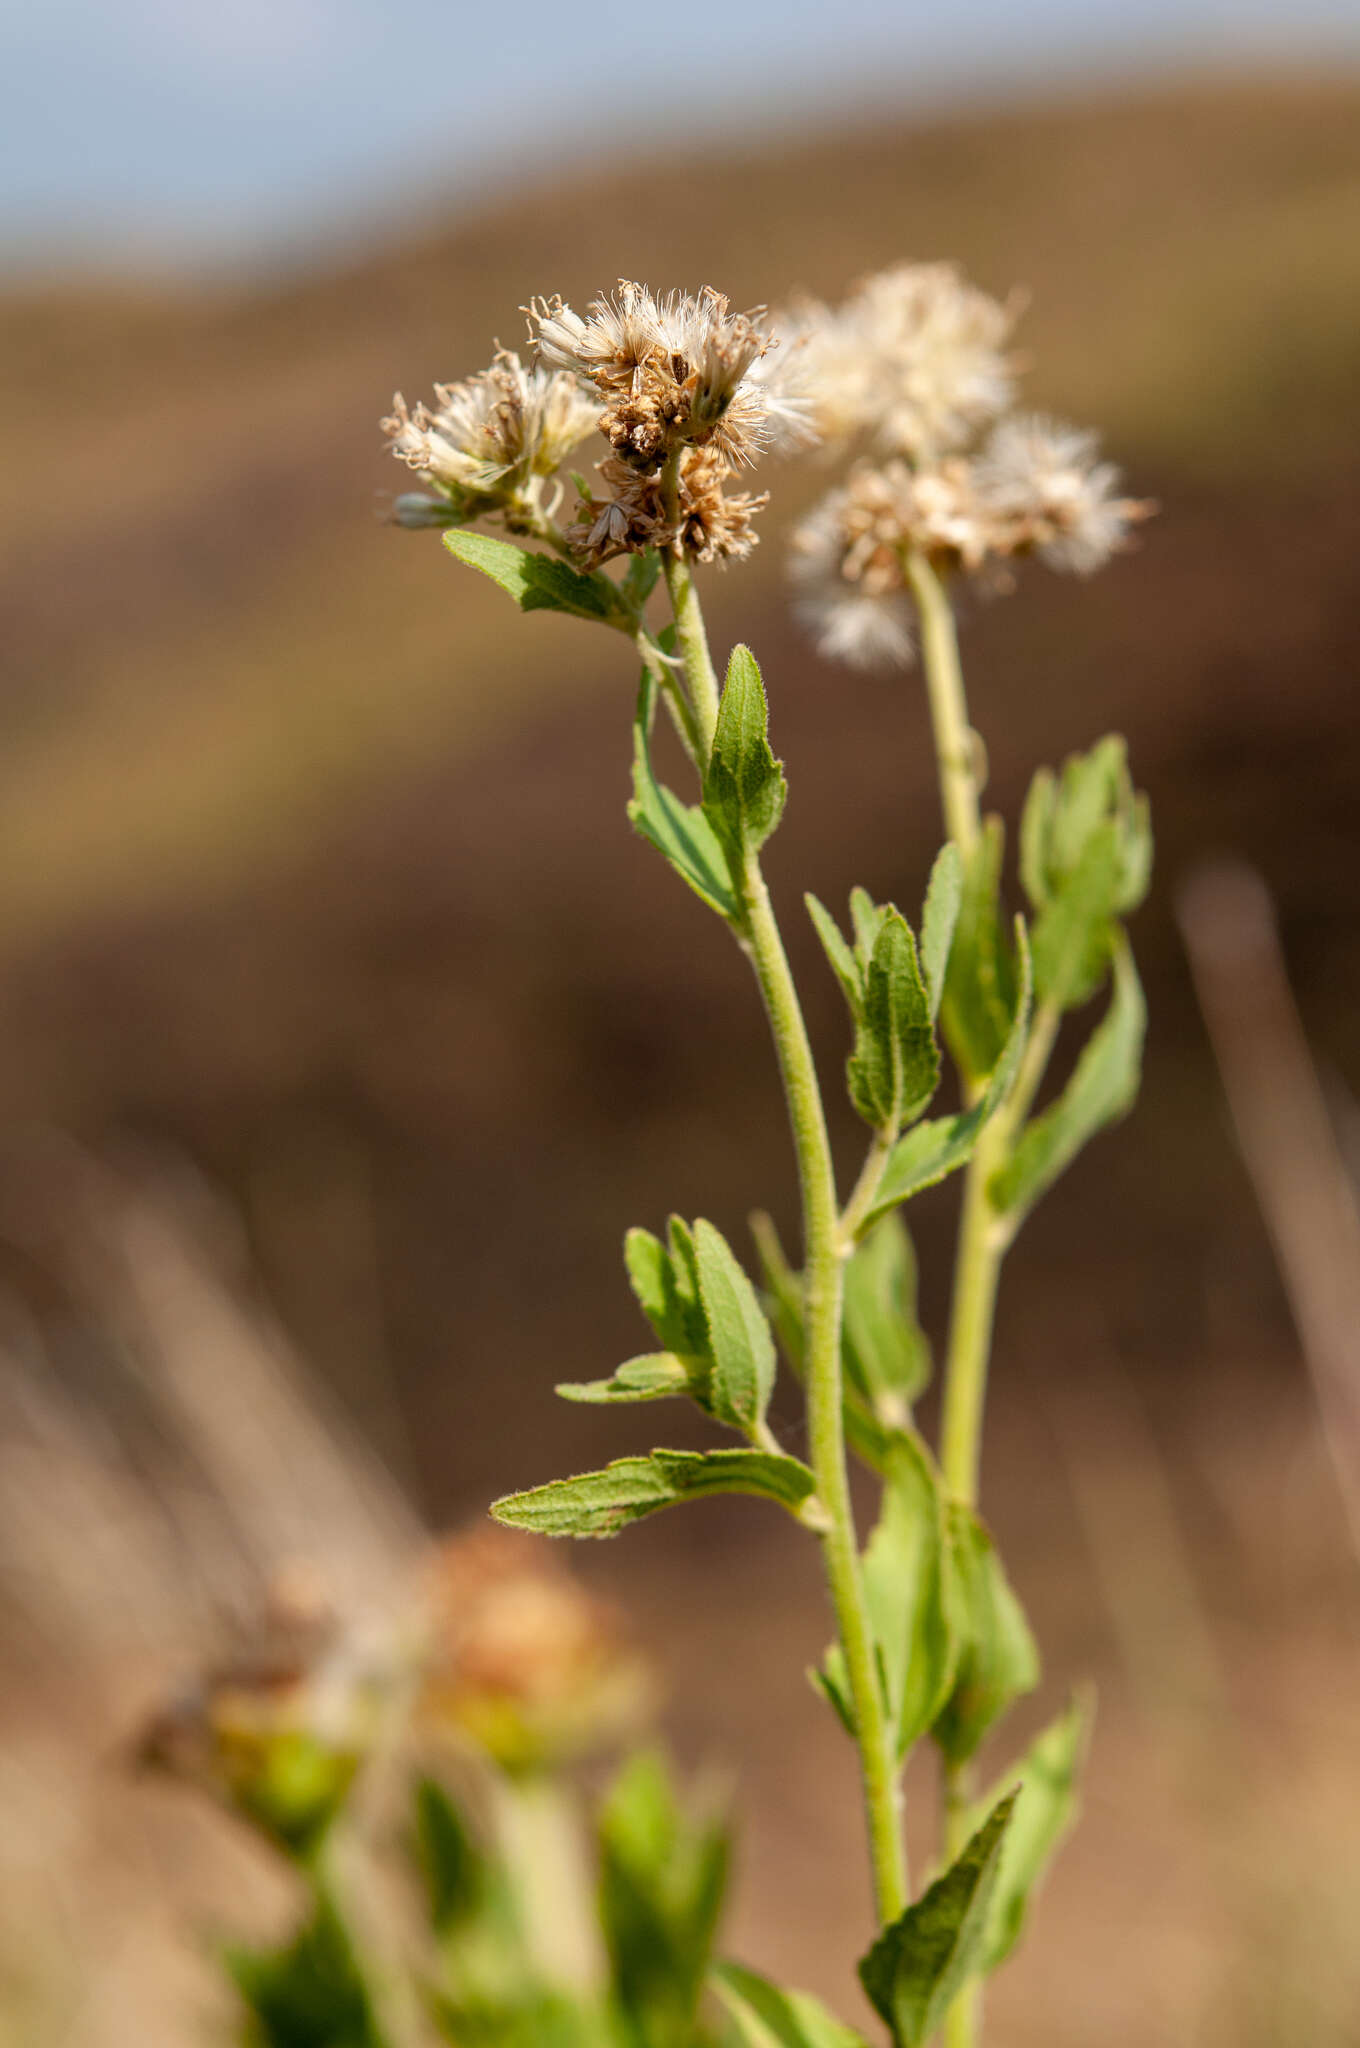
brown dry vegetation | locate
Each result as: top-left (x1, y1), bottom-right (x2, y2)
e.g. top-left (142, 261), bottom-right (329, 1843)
top-left (1, 73), bottom-right (1360, 2047)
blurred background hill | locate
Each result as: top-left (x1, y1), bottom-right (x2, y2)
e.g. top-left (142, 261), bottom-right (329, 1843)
top-left (2, 63), bottom-right (1360, 2048)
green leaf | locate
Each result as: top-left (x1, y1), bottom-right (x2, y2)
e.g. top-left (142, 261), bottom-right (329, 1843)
top-left (413, 1777), bottom-right (487, 1936)
top-left (848, 887), bottom-right (882, 965)
top-left (940, 817), bottom-right (1018, 1089)
top-left (225, 1894), bottom-right (388, 2048)
top-left (1028, 820), bottom-right (1122, 1012)
top-left (862, 1432), bottom-right (962, 1756)
top-left (600, 1751), bottom-right (730, 2048)
top-left (857, 1795), bottom-right (1017, 2048)
top-left (712, 1960), bottom-right (868, 2048)
top-left (990, 937), bottom-right (1145, 1224)
top-left (932, 1506), bottom-right (1039, 1768)
top-left (556, 1352), bottom-right (695, 1404)
top-left (629, 667), bottom-right (739, 919)
top-left (805, 893), bottom-right (864, 1017)
top-left (623, 549), bottom-right (663, 606)
top-left (1022, 737), bottom-right (1152, 921)
top-left (919, 843), bottom-right (963, 1022)
top-left (974, 1696), bottom-right (1092, 1972)
top-left (491, 1448), bottom-right (818, 1539)
top-left (693, 1219), bottom-right (777, 1437)
top-left (442, 528), bottom-right (623, 623)
top-left (624, 1223), bottom-right (709, 1361)
top-left (841, 1215), bottom-right (931, 1421)
top-left (703, 643), bottom-right (787, 858)
top-left (863, 921), bottom-right (1032, 1229)
top-left (846, 911), bottom-right (940, 1136)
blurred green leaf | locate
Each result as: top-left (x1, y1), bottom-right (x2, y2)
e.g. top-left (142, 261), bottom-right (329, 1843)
top-left (624, 1224), bottom-right (708, 1360)
top-left (492, 1448), bottom-right (818, 1539)
top-left (442, 529), bottom-right (624, 623)
top-left (749, 1211), bottom-right (806, 1379)
top-left (414, 1777), bottom-right (487, 1936)
top-left (693, 1219), bottom-right (777, 1437)
top-left (864, 1432), bottom-right (962, 1756)
top-left (990, 938), bottom-right (1145, 1224)
top-left (932, 1507), bottom-right (1039, 1768)
top-left (847, 911), bottom-right (940, 1136)
top-left (712, 1960), bottom-right (868, 2047)
top-left (1028, 822), bottom-right (1122, 1012)
top-left (623, 550), bottom-right (663, 606)
top-left (841, 1215), bottom-right (932, 1421)
top-left (600, 1752), bottom-right (729, 2048)
top-left (629, 667), bottom-right (739, 919)
top-left (857, 1795), bottom-right (1016, 2048)
top-left (919, 843), bottom-right (963, 1022)
top-left (556, 1353), bottom-right (696, 1405)
top-left (940, 817), bottom-right (1017, 1090)
top-left (226, 1894), bottom-right (387, 2048)
top-left (973, 1695), bottom-right (1092, 1972)
top-left (1021, 737), bottom-right (1151, 922)
top-left (703, 644), bottom-right (787, 860)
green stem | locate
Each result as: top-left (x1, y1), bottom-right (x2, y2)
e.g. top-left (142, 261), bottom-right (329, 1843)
top-left (661, 461), bottom-right (721, 755)
top-left (662, 546), bottom-right (906, 1922)
top-left (905, 551), bottom-right (980, 860)
top-left (740, 851), bottom-right (908, 1924)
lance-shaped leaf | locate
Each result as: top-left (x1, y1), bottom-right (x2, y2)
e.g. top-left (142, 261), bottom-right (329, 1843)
top-left (990, 937), bottom-right (1145, 1225)
top-left (703, 643), bottom-right (787, 858)
top-left (1028, 821), bottom-right (1123, 1013)
top-left (861, 922), bottom-right (1032, 1230)
top-left (805, 892), bottom-right (864, 1017)
top-left (624, 1221), bottom-right (709, 1361)
top-left (847, 911), bottom-right (940, 1136)
top-left (693, 1219), bottom-right (778, 1437)
top-left (628, 666), bottom-right (739, 919)
top-left (749, 1210), bottom-right (807, 1378)
top-left (491, 1447), bottom-right (818, 1538)
top-left (556, 1352), bottom-right (696, 1404)
top-left (932, 1505), bottom-right (1040, 1767)
top-left (941, 817), bottom-right (1017, 1089)
top-left (842, 1214), bottom-right (932, 1421)
top-left (973, 1695), bottom-right (1092, 1973)
top-left (442, 528), bottom-right (625, 623)
top-left (857, 1794), bottom-right (1017, 2047)
top-left (713, 1960), bottom-right (869, 2048)
top-left (919, 842), bottom-right (963, 1022)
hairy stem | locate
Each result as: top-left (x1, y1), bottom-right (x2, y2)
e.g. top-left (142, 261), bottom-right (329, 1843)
top-left (740, 850), bottom-right (908, 1924)
top-left (906, 551), bottom-right (980, 860)
top-left (661, 465), bottom-right (721, 754)
top-left (663, 553), bottom-right (907, 1922)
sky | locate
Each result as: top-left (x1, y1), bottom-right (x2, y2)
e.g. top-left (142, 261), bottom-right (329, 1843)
top-left (4, 0), bottom-right (1359, 275)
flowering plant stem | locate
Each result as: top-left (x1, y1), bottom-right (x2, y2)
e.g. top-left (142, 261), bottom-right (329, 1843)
top-left (667, 566), bottom-right (909, 1926)
top-left (911, 549), bottom-right (1066, 2048)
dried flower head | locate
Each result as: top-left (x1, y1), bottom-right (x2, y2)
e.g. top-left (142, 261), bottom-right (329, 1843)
top-left (382, 349), bottom-right (598, 522)
top-left (790, 456), bottom-right (1013, 668)
top-left (568, 445), bottom-right (767, 569)
top-left (792, 263), bottom-right (1019, 462)
top-left (418, 1528), bottom-right (651, 1770)
top-left (527, 280), bottom-right (807, 475)
top-left (973, 414), bottom-right (1154, 573)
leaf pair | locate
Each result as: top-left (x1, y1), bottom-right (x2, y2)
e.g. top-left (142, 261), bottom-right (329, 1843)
top-left (807, 847), bottom-right (960, 1140)
top-left (564, 1216), bottom-right (777, 1441)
